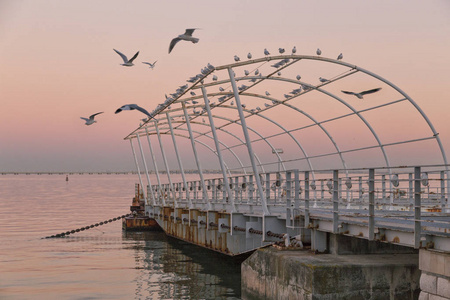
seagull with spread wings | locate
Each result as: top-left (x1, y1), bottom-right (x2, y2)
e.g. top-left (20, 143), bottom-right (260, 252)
top-left (169, 28), bottom-right (199, 54)
top-left (115, 104), bottom-right (152, 117)
top-left (142, 61), bottom-right (157, 69)
top-left (80, 112), bottom-right (103, 125)
top-left (113, 49), bottom-right (139, 67)
top-left (341, 88), bottom-right (382, 99)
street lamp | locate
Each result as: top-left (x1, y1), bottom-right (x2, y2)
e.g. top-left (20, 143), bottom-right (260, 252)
top-left (272, 148), bottom-right (284, 172)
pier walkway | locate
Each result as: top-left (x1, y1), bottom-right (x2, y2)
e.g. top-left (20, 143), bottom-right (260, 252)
top-left (124, 53), bottom-right (450, 298)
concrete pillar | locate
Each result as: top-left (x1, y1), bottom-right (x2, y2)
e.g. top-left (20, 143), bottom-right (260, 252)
top-left (419, 249), bottom-right (450, 299)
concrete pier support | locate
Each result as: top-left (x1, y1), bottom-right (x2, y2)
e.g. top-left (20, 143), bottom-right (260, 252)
top-left (242, 247), bottom-right (420, 300)
top-left (419, 249), bottom-right (450, 300)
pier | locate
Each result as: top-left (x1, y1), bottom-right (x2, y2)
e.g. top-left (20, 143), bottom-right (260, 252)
top-left (124, 54), bottom-right (450, 299)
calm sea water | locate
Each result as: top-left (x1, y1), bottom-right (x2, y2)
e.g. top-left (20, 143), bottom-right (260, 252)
top-left (0, 174), bottom-right (242, 299)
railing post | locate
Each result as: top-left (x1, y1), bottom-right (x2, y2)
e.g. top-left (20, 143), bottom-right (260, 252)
top-left (228, 67), bottom-right (269, 216)
top-left (368, 169), bottom-right (375, 241)
top-left (441, 171), bottom-right (446, 210)
top-left (333, 170), bottom-right (339, 233)
top-left (266, 173), bottom-right (271, 202)
top-left (304, 171), bottom-right (310, 226)
top-left (409, 173), bottom-right (413, 211)
top-left (414, 166), bottom-right (421, 249)
top-left (248, 175), bottom-right (254, 204)
top-left (382, 174), bottom-right (386, 209)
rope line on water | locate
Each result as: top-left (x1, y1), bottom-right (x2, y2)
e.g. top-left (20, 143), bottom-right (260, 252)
top-left (42, 214), bottom-right (131, 239)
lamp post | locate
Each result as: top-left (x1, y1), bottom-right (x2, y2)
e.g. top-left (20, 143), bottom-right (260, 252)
top-left (272, 148), bottom-right (284, 172)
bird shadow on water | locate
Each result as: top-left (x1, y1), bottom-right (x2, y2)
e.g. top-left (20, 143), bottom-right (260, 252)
top-left (123, 231), bottom-right (247, 299)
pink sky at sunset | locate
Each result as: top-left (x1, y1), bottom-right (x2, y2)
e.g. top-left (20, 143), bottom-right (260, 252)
top-left (0, 0), bottom-right (449, 172)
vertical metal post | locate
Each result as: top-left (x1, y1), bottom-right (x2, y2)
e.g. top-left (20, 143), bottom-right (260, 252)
top-left (248, 175), bottom-right (254, 204)
top-left (441, 171), bottom-right (446, 209)
top-left (286, 171), bottom-right (292, 227)
top-left (368, 169), bottom-right (375, 241)
top-left (154, 122), bottom-right (176, 206)
top-left (304, 171), bottom-right (310, 226)
top-left (414, 167), bottom-right (421, 249)
top-left (381, 174), bottom-right (386, 208)
top-left (294, 170), bottom-right (300, 210)
top-left (409, 173), bottom-right (413, 211)
top-left (333, 170), bottom-right (339, 233)
top-left (201, 86), bottom-right (235, 212)
top-left (129, 139), bottom-right (145, 199)
top-left (228, 67), bottom-right (269, 216)
top-left (145, 128), bottom-right (163, 200)
top-left (234, 176), bottom-right (239, 204)
top-left (166, 113), bottom-right (190, 208)
top-left (265, 173), bottom-right (271, 202)
top-left (182, 103), bottom-right (210, 210)
top-left (136, 133), bottom-right (156, 205)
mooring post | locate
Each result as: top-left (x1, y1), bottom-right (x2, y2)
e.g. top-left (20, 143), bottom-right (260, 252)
top-left (129, 139), bottom-right (145, 199)
top-left (414, 166), bottom-right (421, 249)
top-left (145, 128), bottom-right (163, 200)
top-left (228, 67), bottom-right (269, 216)
top-left (166, 112), bottom-right (191, 208)
top-left (368, 168), bottom-right (375, 240)
top-left (136, 133), bottom-right (156, 205)
top-left (201, 86), bottom-right (236, 212)
top-left (333, 170), bottom-right (339, 233)
top-left (182, 102), bottom-right (210, 210)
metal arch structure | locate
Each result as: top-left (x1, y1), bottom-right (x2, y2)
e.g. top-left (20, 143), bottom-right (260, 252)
top-left (123, 53), bottom-right (450, 255)
top-left (126, 53), bottom-right (449, 192)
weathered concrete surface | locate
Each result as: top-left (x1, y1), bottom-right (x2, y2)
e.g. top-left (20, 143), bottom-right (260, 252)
top-left (242, 247), bottom-right (420, 300)
top-left (419, 249), bottom-right (450, 300)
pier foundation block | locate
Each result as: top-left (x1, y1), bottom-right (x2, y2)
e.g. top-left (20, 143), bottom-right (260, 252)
top-left (419, 249), bottom-right (450, 300)
top-left (242, 247), bottom-right (420, 300)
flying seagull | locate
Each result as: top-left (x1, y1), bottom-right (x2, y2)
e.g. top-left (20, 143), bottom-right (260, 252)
top-left (169, 28), bottom-right (199, 54)
top-left (115, 104), bottom-right (151, 117)
top-left (80, 112), bottom-right (103, 125)
top-left (142, 61), bottom-right (157, 69)
top-left (341, 88), bottom-right (382, 99)
top-left (113, 49), bottom-right (139, 67)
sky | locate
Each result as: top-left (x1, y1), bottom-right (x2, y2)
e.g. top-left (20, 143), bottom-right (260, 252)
top-left (0, 0), bottom-right (449, 172)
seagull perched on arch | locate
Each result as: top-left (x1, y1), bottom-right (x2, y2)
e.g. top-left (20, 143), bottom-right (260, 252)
top-left (168, 28), bottom-right (200, 54)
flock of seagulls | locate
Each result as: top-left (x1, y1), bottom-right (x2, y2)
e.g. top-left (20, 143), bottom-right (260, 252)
top-left (82, 38), bottom-right (382, 126)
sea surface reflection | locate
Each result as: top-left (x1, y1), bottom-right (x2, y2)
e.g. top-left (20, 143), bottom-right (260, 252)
top-left (0, 174), bottom-right (242, 299)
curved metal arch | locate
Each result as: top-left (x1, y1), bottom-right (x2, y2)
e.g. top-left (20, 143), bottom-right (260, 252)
top-left (213, 54), bottom-right (447, 168)
top-left (148, 124), bottom-right (246, 175)
top-left (142, 130), bottom-right (234, 178)
top-left (199, 73), bottom-right (391, 171)
top-left (154, 120), bottom-right (266, 173)
top-left (198, 90), bottom-right (349, 175)
top-left (189, 114), bottom-right (286, 172)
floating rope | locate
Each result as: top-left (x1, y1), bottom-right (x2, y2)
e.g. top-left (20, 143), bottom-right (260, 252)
top-left (43, 214), bottom-right (131, 239)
